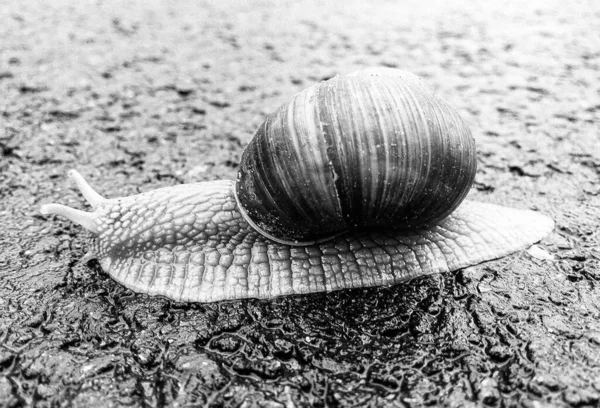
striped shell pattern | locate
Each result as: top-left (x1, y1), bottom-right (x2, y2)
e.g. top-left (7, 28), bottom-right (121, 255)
top-left (235, 69), bottom-right (477, 245)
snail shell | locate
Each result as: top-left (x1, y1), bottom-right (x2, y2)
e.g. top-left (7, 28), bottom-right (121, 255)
top-left (236, 69), bottom-right (476, 244)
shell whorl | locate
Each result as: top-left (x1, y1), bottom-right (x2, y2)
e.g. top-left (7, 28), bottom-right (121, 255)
top-left (235, 69), bottom-right (477, 245)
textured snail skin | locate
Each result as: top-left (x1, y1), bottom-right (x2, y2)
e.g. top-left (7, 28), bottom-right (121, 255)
top-left (40, 171), bottom-right (554, 303)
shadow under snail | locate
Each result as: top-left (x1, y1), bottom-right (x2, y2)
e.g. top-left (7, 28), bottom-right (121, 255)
top-left (40, 68), bottom-right (554, 303)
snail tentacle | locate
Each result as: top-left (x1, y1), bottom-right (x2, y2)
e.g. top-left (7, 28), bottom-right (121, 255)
top-left (40, 203), bottom-right (101, 234)
top-left (40, 170), bottom-right (105, 233)
top-left (67, 169), bottom-right (106, 209)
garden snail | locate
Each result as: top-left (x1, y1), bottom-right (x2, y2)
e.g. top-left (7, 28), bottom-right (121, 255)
top-left (40, 68), bottom-right (554, 303)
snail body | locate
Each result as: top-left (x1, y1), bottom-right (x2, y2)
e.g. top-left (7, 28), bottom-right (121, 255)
top-left (40, 68), bottom-right (554, 303)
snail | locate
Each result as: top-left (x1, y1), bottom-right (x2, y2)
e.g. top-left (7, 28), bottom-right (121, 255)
top-left (40, 68), bottom-right (554, 303)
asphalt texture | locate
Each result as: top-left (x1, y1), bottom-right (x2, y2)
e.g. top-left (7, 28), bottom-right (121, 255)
top-left (1, 1), bottom-right (599, 407)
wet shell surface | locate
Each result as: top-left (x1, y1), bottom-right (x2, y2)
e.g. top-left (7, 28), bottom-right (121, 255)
top-left (235, 69), bottom-right (477, 245)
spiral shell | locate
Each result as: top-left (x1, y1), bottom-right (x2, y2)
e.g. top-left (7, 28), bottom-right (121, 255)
top-left (235, 68), bottom-right (477, 245)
